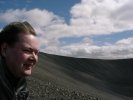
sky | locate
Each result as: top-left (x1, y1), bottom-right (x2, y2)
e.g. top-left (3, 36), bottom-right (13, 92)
top-left (0, 0), bottom-right (133, 59)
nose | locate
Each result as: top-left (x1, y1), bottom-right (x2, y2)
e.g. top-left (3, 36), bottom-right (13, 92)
top-left (29, 52), bottom-right (38, 62)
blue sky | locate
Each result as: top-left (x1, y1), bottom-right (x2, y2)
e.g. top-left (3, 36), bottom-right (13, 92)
top-left (0, 0), bottom-right (133, 59)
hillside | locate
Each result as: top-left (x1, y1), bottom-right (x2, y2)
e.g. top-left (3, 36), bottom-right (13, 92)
top-left (27, 52), bottom-right (133, 100)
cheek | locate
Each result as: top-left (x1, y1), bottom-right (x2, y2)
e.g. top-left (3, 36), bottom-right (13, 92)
top-left (20, 53), bottom-right (29, 60)
top-left (15, 53), bottom-right (29, 63)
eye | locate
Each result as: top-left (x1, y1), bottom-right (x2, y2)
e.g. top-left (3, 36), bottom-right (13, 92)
top-left (22, 49), bottom-right (32, 54)
top-left (22, 48), bottom-right (39, 55)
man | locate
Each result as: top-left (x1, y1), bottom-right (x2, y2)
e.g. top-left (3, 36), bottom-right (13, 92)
top-left (0, 21), bottom-right (39, 100)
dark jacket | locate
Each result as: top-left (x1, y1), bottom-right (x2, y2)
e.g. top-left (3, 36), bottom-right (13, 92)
top-left (0, 57), bottom-right (29, 100)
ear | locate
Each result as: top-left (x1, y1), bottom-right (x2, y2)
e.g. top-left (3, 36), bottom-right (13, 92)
top-left (1, 43), bottom-right (8, 57)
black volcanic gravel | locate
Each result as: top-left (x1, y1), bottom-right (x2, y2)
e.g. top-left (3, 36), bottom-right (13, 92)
top-left (27, 77), bottom-right (100, 100)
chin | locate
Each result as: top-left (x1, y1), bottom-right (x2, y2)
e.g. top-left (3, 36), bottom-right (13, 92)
top-left (24, 70), bottom-right (32, 76)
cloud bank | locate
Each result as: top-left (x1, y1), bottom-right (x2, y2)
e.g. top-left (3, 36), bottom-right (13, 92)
top-left (0, 0), bottom-right (133, 59)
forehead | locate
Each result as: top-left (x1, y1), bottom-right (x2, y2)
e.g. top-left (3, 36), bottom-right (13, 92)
top-left (16, 34), bottom-right (39, 49)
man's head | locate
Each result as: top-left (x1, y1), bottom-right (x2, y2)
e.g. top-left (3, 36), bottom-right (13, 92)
top-left (0, 21), bottom-right (39, 78)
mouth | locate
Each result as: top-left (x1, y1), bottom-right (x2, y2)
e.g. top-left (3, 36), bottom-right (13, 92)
top-left (23, 63), bottom-right (34, 69)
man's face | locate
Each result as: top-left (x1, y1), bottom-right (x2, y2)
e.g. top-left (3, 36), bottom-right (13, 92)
top-left (4, 33), bottom-right (39, 78)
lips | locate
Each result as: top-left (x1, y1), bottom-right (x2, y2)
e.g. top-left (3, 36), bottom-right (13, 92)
top-left (23, 63), bottom-right (34, 68)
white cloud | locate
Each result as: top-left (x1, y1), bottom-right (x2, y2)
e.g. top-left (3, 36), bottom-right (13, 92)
top-left (116, 38), bottom-right (133, 45)
top-left (0, 8), bottom-right (64, 30)
top-left (49, 38), bottom-right (133, 59)
top-left (70, 0), bottom-right (133, 35)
